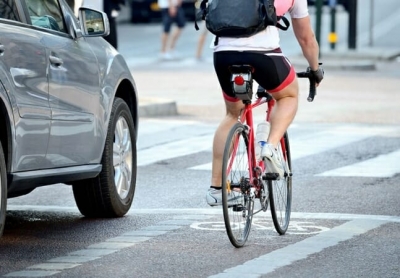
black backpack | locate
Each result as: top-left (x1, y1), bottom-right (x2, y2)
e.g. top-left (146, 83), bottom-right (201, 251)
top-left (195, 0), bottom-right (290, 43)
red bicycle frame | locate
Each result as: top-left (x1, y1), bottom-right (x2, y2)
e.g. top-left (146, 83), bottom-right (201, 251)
top-left (226, 94), bottom-right (288, 190)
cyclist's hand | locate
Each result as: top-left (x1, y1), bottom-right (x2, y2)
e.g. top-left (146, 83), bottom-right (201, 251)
top-left (310, 67), bottom-right (324, 85)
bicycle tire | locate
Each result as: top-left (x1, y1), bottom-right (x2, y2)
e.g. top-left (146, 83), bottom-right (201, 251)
top-left (222, 122), bottom-right (254, 248)
top-left (268, 132), bottom-right (292, 235)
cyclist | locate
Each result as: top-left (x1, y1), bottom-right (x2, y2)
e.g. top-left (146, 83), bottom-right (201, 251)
top-left (206, 0), bottom-right (324, 206)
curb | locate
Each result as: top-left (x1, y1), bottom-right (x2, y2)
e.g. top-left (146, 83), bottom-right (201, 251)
top-left (290, 57), bottom-right (376, 71)
top-left (138, 97), bottom-right (178, 117)
top-left (291, 59), bottom-right (376, 71)
top-left (320, 48), bottom-right (400, 61)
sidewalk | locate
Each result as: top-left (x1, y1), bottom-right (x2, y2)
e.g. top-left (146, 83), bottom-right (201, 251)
top-left (114, 13), bottom-right (400, 120)
top-left (136, 48), bottom-right (400, 121)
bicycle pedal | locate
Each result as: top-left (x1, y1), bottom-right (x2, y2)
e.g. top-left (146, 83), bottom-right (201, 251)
top-left (262, 173), bottom-right (279, 180)
top-left (232, 204), bottom-right (244, 212)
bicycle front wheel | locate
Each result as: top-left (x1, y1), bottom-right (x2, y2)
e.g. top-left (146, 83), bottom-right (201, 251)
top-left (268, 132), bottom-right (292, 235)
top-left (222, 122), bottom-right (254, 248)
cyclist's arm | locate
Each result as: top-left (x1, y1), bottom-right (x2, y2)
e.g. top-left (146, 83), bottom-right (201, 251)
top-left (291, 16), bottom-right (320, 71)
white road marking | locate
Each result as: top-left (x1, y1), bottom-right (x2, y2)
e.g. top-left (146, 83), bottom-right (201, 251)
top-left (317, 149), bottom-right (400, 177)
top-left (190, 125), bottom-right (393, 170)
top-left (8, 205), bottom-right (400, 223)
top-left (138, 119), bottom-right (207, 136)
top-left (191, 219), bottom-right (330, 235)
top-left (137, 134), bottom-right (213, 166)
top-left (137, 119), bottom-right (216, 166)
top-left (3, 217), bottom-right (195, 278)
top-left (190, 162), bottom-right (212, 170)
top-left (209, 219), bottom-right (388, 278)
top-left (289, 125), bottom-right (389, 160)
top-left (5, 206), bottom-right (399, 277)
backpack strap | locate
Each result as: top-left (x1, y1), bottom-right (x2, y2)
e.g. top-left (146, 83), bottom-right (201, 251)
top-left (194, 0), bottom-right (208, 31)
top-left (276, 16), bottom-right (290, 31)
top-left (214, 36), bottom-right (219, 46)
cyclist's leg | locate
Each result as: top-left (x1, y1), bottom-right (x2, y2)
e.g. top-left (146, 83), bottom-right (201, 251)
top-left (267, 78), bottom-right (299, 147)
top-left (210, 51), bottom-right (245, 189)
top-left (211, 99), bottom-right (244, 188)
top-left (250, 52), bottom-right (294, 233)
top-left (251, 51), bottom-right (299, 148)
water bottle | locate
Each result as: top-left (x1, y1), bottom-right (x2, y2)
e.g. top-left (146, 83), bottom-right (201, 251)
top-left (255, 122), bottom-right (270, 161)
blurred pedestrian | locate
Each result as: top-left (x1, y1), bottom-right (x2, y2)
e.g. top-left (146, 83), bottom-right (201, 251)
top-left (195, 24), bottom-right (208, 61)
top-left (81, 0), bottom-right (125, 50)
top-left (158, 0), bottom-right (186, 60)
top-left (194, 1), bottom-right (210, 61)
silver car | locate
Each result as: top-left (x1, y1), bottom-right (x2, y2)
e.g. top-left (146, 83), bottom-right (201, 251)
top-left (0, 0), bottom-right (138, 237)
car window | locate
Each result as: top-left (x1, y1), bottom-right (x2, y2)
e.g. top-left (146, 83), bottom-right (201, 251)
top-left (0, 0), bottom-right (20, 21)
top-left (25, 0), bottom-right (66, 32)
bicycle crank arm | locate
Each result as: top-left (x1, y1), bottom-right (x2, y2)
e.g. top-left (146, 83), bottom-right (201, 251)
top-left (262, 173), bottom-right (280, 180)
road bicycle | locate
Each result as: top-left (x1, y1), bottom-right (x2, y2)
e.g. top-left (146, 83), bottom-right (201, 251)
top-left (221, 65), bottom-right (317, 247)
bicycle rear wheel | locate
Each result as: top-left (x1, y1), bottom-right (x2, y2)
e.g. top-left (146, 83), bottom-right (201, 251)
top-left (222, 122), bottom-right (254, 248)
top-left (268, 132), bottom-right (292, 235)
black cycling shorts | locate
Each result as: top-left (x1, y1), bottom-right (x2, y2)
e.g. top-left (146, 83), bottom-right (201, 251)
top-left (161, 7), bottom-right (186, 33)
top-left (213, 49), bottom-right (295, 102)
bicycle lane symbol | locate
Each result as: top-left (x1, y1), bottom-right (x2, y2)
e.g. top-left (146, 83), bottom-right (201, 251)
top-left (190, 219), bottom-right (330, 235)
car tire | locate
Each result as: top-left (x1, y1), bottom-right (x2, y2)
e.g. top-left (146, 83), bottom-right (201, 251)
top-left (72, 98), bottom-right (137, 218)
top-left (0, 143), bottom-right (7, 237)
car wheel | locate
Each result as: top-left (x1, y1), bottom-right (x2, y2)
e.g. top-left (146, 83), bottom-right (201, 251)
top-left (0, 143), bottom-right (7, 237)
top-left (72, 98), bottom-right (137, 217)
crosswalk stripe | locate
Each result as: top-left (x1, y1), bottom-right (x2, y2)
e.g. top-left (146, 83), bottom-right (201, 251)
top-left (138, 121), bottom-right (400, 177)
top-left (209, 219), bottom-right (388, 278)
top-left (190, 125), bottom-right (387, 171)
top-left (138, 119), bottom-right (200, 136)
top-left (316, 149), bottom-right (400, 177)
top-left (138, 119), bottom-right (215, 150)
top-left (138, 134), bottom-right (213, 166)
top-left (290, 125), bottom-right (394, 160)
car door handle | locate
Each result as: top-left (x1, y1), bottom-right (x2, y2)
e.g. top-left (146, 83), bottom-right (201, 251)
top-left (0, 45), bottom-right (4, 54)
top-left (49, 55), bottom-right (63, 66)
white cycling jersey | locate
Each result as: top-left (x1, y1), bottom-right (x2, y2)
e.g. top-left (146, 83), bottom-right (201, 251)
top-left (213, 0), bottom-right (309, 52)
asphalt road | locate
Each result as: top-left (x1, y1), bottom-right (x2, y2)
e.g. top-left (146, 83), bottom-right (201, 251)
top-left (3, 120), bottom-right (400, 278)
top-left (1, 3), bottom-right (400, 278)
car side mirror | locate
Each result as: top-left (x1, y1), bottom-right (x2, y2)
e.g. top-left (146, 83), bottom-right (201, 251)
top-left (78, 7), bottom-right (110, 37)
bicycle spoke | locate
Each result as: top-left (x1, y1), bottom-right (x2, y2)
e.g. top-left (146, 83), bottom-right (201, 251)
top-left (269, 133), bottom-right (292, 235)
top-left (222, 123), bottom-right (254, 247)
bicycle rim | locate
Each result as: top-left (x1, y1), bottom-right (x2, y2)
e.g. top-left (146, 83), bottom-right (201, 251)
top-left (222, 123), bottom-right (254, 248)
top-left (269, 132), bottom-right (292, 235)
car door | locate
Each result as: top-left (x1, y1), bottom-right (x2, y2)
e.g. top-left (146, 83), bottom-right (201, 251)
top-left (25, 0), bottom-right (101, 167)
top-left (0, 2), bottom-right (51, 172)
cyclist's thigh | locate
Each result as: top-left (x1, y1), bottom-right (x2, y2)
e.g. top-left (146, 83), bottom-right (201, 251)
top-left (251, 50), bottom-right (296, 95)
top-left (214, 50), bottom-right (297, 100)
top-left (270, 78), bottom-right (299, 101)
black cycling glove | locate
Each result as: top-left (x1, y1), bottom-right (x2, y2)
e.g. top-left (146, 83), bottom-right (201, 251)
top-left (310, 67), bottom-right (324, 84)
